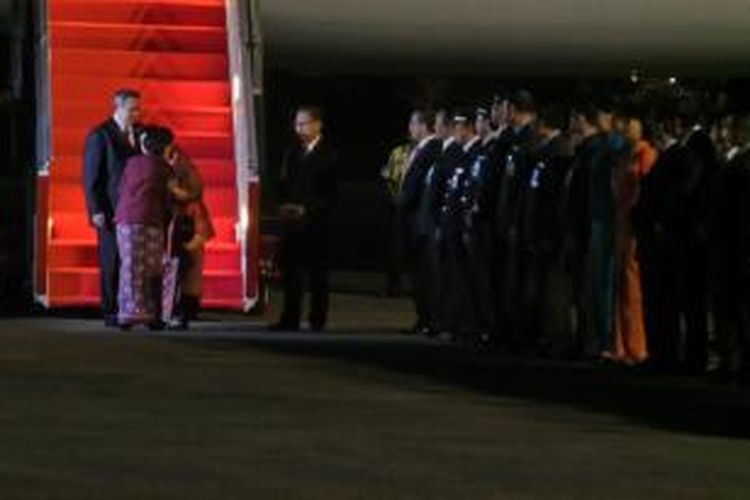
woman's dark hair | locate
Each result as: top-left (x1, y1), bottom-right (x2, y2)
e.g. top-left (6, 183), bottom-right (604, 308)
top-left (140, 125), bottom-right (174, 156)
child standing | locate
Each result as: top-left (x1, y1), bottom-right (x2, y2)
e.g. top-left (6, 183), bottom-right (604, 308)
top-left (165, 148), bottom-right (215, 329)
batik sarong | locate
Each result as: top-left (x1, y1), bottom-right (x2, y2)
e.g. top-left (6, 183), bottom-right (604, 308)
top-left (117, 224), bottom-right (164, 325)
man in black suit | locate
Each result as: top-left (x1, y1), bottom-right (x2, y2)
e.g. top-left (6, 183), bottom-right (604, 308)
top-left (82, 88), bottom-right (142, 327)
top-left (708, 114), bottom-right (750, 384)
top-left (398, 110), bottom-right (443, 335)
top-left (520, 105), bottom-right (574, 352)
top-left (272, 106), bottom-right (339, 332)
top-left (436, 110), bottom-right (492, 344)
top-left (666, 107), bottom-right (718, 373)
top-left (633, 114), bottom-right (683, 371)
top-left (494, 90), bottom-right (538, 349)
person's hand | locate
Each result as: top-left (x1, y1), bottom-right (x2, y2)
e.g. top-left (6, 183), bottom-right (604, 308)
top-left (184, 240), bottom-right (200, 252)
top-left (280, 204), bottom-right (306, 221)
top-left (91, 213), bottom-right (107, 229)
top-left (166, 148), bottom-right (180, 167)
top-left (171, 185), bottom-right (191, 202)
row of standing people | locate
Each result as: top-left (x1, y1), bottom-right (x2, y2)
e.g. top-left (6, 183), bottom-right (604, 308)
top-left (83, 89), bottom-right (214, 330)
top-left (393, 90), bottom-right (750, 382)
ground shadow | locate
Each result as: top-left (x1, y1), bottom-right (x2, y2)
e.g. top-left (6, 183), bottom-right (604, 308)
top-left (164, 325), bottom-right (750, 440)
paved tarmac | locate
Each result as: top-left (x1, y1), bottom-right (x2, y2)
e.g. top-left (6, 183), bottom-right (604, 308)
top-left (1, 294), bottom-right (749, 499)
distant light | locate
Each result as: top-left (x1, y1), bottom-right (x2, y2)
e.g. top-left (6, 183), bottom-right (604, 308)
top-left (668, 76), bottom-right (678, 85)
top-left (630, 69), bottom-right (639, 84)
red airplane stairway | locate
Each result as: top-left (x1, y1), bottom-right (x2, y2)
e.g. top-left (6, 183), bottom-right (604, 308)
top-left (35, 0), bottom-right (257, 311)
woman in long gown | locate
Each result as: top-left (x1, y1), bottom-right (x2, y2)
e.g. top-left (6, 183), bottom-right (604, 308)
top-left (115, 126), bottom-right (175, 328)
top-left (612, 116), bottom-right (658, 364)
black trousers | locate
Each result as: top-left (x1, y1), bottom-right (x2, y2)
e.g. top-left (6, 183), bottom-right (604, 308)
top-left (710, 260), bottom-right (750, 375)
top-left (97, 226), bottom-right (119, 319)
top-left (520, 247), bottom-right (557, 347)
top-left (279, 222), bottom-right (330, 328)
top-left (407, 234), bottom-right (437, 330)
top-left (497, 233), bottom-right (524, 346)
top-left (441, 225), bottom-right (494, 339)
top-left (656, 234), bottom-right (709, 372)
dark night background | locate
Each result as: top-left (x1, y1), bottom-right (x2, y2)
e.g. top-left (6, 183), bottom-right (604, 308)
top-left (0, 0), bottom-right (35, 314)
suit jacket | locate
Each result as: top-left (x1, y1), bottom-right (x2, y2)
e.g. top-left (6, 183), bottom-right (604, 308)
top-left (522, 133), bottom-right (574, 251)
top-left (494, 123), bottom-right (538, 240)
top-left (675, 128), bottom-right (719, 238)
top-left (82, 118), bottom-right (140, 221)
top-left (398, 136), bottom-right (443, 215)
top-left (431, 139), bottom-right (465, 223)
top-left (279, 137), bottom-right (340, 229)
top-left (559, 134), bottom-right (598, 254)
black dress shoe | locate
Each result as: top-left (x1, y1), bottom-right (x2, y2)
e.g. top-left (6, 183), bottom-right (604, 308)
top-left (268, 322), bottom-right (299, 332)
top-left (148, 321), bottom-right (166, 332)
top-left (105, 315), bottom-right (120, 328)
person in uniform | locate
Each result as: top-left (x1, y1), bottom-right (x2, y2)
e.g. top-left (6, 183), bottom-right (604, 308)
top-left (272, 106), bottom-right (340, 332)
top-left (83, 89), bottom-right (143, 327)
top-left (709, 113), bottom-right (745, 379)
top-left (519, 104), bottom-right (574, 354)
top-left (632, 111), bottom-right (685, 371)
top-left (557, 104), bottom-right (600, 357)
top-left (398, 110), bottom-right (443, 335)
top-left (494, 90), bottom-right (538, 350)
top-left (431, 110), bottom-right (465, 335)
top-left (436, 110), bottom-right (490, 345)
top-left (671, 107), bottom-right (719, 373)
top-left (708, 114), bottom-right (750, 384)
top-left (640, 104), bottom-right (718, 373)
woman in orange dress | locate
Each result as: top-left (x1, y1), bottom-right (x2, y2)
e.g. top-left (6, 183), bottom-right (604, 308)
top-left (612, 116), bottom-right (658, 364)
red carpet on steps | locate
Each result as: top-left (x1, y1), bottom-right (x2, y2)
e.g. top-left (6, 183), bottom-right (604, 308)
top-left (40, 0), bottom-right (246, 310)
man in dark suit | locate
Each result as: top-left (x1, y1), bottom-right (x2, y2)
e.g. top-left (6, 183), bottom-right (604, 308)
top-left (398, 110), bottom-right (443, 335)
top-left (664, 107), bottom-right (718, 373)
top-left (633, 114), bottom-right (684, 371)
top-left (520, 105), bottom-right (574, 352)
top-left (82, 88), bottom-right (142, 327)
top-left (436, 110), bottom-right (492, 344)
top-left (708, 114), bottom-right (750, 384)
top-left (494, 90), bottom-right (538, 349)
top-left (272, 106), bottom-right (339, 332)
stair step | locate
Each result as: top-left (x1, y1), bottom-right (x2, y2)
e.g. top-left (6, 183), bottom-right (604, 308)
top-left (53, 49), bottom-right (229, 81)
top-left (50, 1), bottom-right (226, 28)
top-left (49, 266), bottom-right (244, 301)
top-left (52, 76), bottom-right (230, 109)
top-left (52, 102), bottom-right (232, 131)
top-left (46, 294), bottom-right (244, 311)
top-left (50, 21), bottom-right (227, 53)
top-left (50, 183), bottom-right (237, 216)
top-left (49, 239), bottom-right (240, 270)
top-left (50, 212), bottom-right (238, 241)
top-left (51, 156), bottom-right (237, 186)
top-left (53, 128), bottom-right (234, 159)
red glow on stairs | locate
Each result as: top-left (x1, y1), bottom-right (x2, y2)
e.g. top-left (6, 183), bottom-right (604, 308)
top-left (40, 0), bottom-right (247, 310)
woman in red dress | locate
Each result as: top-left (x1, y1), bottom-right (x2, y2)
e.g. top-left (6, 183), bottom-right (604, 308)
top-left (612, 116), bottom-right (658, 364)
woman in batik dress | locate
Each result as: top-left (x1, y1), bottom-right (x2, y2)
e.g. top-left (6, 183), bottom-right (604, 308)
top-left (114, 126), bottom-right (175, 329)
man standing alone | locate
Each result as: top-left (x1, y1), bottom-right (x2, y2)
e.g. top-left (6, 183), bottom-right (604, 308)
top-left (272, 106), bottom-right (339, 332)
top-left (82, 89), bottom-right (142, 327)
